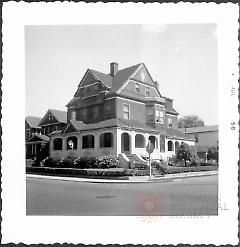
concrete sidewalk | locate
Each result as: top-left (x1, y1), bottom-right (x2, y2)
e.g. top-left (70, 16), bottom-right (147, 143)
top-left (26, 170), bottom-right (218, 184)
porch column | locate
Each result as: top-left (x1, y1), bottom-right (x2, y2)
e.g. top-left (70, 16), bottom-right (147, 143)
top-left (116, 128), bottom-right (122, 155)
top-left (130, 131), bottom-right (135, 154)
top-left (34, 144), bottom-right (37, 155)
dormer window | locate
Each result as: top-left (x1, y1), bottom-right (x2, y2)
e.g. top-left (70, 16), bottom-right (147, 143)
top-left (49, 114), bottom-right (53, 120)
top-left (135, 83), bottom-right (140, 93)
top-left (145, 86), bottom-right (150, 96)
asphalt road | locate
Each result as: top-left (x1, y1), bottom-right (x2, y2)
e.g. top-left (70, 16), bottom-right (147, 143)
top-left (26, 175), bottom-right (218, 216)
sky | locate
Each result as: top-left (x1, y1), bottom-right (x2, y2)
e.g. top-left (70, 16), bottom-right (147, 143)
top-left (25, 24), bottom-right (218, 125)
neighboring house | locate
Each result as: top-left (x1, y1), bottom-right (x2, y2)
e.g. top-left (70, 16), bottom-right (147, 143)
top-left (25, 116), bottom-right (41, 140)
top-left (38, 109), bottom-right (67, 136)
top-left (26, 134), bottom-right (49, 159)
top-left (25, 109), bottom-right (67, 160)
top-left (179, 125), bottom-right (218, 160)
top-left (49, 62), bottom-right (195, 165)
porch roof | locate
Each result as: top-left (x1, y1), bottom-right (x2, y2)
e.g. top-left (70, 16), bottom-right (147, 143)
top-left (26, 134), bottom-right (50, 143)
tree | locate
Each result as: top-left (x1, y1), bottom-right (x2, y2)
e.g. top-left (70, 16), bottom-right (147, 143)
top-left (207, 146), bottom-right (218, 162)
top-left (178, 115), bottom-right (205, 129)
top-left (35, 142), bottom-right (49, 166)
top-left (176, 142), bottom-right (193, 167)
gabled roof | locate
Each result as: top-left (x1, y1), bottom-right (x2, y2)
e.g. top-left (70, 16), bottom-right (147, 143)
top-left (179, 125), bottom-right (218, 134)
top-left (26, 134), bottom-right (49, 143)
top-left (38, 109), bottom-right (67, 126)
top-left (25, 116), bottom-right (41, 128)
top-left (89, 69), bottom-right (112, 88)
top-left (111, 63), bottom-right (142, 93)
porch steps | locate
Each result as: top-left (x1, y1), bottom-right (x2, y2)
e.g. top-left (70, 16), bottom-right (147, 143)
top-left (126, 154), bottom-right (147, 164)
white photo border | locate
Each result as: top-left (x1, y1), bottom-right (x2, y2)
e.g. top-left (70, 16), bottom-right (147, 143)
top-left (1, 2), bottom-right (239, 245)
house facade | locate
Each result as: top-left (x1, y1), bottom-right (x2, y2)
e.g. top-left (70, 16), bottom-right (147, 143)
top-left (49, 62), bottom-right (195, 165)
top-left (179, 125), bottom-right (218, 160)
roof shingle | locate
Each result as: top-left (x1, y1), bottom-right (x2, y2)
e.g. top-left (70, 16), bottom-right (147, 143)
top-left (25, 116), bottom-right (41, 128)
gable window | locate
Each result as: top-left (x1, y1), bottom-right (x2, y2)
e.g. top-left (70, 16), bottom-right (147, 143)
top-left (71, 111), bottom-right (76, 121)
top-left (104, 103), bottom-right (111, 119)
top-left (146, 107), bottom-right (154, 122)
top-left (49, 114), bottom-right (53, 120)
top-left (167, 118), bottom-right (173, 129)
top-left (135, 83), bottom-right (140, 93)
top-left (145, 86), bottom-right (150, 96)
top-left (82, 135), bottom-right (94, 149)
top-left (123, 104), bottom-right (130, 120)
top-left (100, 133), bottom-right (113, 148)
top-left (156, 109), bottom-right (164, 124)
top-left (53, 138), bottom-right (63, 150)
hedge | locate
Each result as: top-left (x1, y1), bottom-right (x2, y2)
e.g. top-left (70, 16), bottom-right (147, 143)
top-left (26, 166), bottom-right (129, 179)
top-left (156, 164), bottom-right (218, 174)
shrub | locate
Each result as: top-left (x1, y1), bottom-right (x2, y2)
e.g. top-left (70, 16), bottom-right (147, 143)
top-left (94, 155), bottom-right (120, 169)
top-left (58, 157), bottom-right (76, 168)
top-left (26, 167), bottom-right (129, 178)
top-left (72, 157), bottom-right (97, 169)
top-left (42, 157), bottom-right (58, 167)
top-left (176, 142), bottom-right (193, 166)
top-left (129, 162), bottom-right (148, 170)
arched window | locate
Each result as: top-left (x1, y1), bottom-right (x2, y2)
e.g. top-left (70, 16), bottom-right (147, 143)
top-left (67, 136), bottom-right (78, 150)
top-left (82, 135), bottom-right (94, 149)
top-left (100, 133), bottom-right (113, 148)
top-left (149, 135), bottom-right (158, 149)
top-left (53, 138), bottom-right (63, 150)
top-left (168, 140), bottom-right (173, 151)
top-left (135, 134), bottom-right (145, 148)
top-left (160, 135), bottom-right (165, 152)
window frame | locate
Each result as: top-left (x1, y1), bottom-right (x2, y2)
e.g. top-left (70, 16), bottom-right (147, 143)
top-left (100, 133), bottom-right (113, 148)
top-left (53, 138), bottom-right (63, 151)
top-left (123, 103), bottom-right (130, 120)
top-left (71, 111), bottom-right (76, 121)
top-left (145, 86), bottom-right (150, 96)
top-left (135, 82), bottom-right (140, 93)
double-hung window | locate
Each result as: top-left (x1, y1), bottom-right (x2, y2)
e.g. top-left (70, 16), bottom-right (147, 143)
top-left (135, 83), bottom-right (140, 93)
top-left (167, 118), bottom-right (173, 128)
top-left (156, 109), bottom-right (164, 124)
top-left (123, 104), bottom-right (130, 120)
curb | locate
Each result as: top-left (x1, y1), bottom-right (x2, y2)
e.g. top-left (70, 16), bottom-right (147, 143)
top-left (26, 170), bottom-right (218, 184)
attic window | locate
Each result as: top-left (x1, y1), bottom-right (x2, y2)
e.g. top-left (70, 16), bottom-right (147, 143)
top-left (145, 86), bottom-right (150, 96)
top-left (49, 114), bottom-right (53, 120)
top-left (135, 83), bottom-right (140, 93)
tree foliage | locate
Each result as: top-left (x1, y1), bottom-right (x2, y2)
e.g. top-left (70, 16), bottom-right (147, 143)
top-left (178, 115), bottom-right (205, 128)
top-left (176, 142), bottom-right (193, 166)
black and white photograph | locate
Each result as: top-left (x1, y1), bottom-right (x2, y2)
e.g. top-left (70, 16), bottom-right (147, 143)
top-left (25, 23), bottom-right (219, 217)
top-left (1, 2), bottom-right (239, 245)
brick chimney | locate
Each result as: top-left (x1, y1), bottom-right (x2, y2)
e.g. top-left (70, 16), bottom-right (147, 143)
top-left (110, 62), bottom-right (118, 77)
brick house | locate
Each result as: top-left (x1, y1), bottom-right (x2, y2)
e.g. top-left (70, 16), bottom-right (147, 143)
top-left (49, 62), bottom-right (195, 166)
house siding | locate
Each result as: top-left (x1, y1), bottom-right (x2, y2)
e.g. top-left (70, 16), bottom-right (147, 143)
top-left (116, 97), bottom-right (146, 123)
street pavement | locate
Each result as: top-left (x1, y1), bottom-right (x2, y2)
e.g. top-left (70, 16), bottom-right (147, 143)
top-left (26, 174), bottom-right (218, 216)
